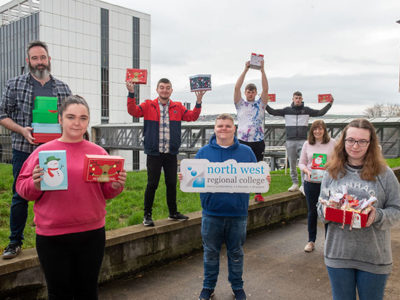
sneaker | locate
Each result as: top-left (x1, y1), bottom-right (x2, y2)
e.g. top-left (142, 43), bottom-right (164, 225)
top-left (199, 288), bottom-right (215, 300)
top-left (232, 289), bottom-right (246, 300)
top-left (299, 185), bottom-right (305, 195)
top-left (288, 183), bottom-right (299, 192)
top-left (143, 214), bottom-right (155, 227)
top-left (304, 241), bottom-right (315, 253)
top-left (2, 243), bottom-right (22, 259)
top-left (254, 194), bottom-right (265, 202)
top-left (168, 212), bottom-right (189, 221)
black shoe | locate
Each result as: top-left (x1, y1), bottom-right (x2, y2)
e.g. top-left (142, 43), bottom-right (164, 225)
top-left (143, 214), bottom-right (155, 227)
top-left (2, 243), bottom-right (22, 259)
top-left (199, 288), bottom-right (214, 300)
top-left (232, 289), bottom-right (246, 300)
top-left (168, 212), bottom-right (189, 221)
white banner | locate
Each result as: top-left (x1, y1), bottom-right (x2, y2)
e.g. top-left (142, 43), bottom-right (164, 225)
top-left (180, 159), bottom-right (270, 193)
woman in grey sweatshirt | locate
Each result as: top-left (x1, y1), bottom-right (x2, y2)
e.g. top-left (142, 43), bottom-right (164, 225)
top-left (317, 119), bottom-right (400, 300)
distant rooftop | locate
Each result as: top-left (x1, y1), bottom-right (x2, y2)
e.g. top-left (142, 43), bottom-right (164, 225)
top-left (0, 0), bottom-right (40, 26)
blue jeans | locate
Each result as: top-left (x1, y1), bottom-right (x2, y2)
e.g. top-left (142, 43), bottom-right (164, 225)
top-left (201, 214), bottom-right (247, 290)
top-left (327, 267), bottom-right (389, 300)
top-left (304, 181), bottom-right (321, 242)
top-left (9, 149), bottom-right (31, 245)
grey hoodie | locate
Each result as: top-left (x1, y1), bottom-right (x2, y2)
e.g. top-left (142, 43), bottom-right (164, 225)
top-left (317, 164), bottom-right (400, 274)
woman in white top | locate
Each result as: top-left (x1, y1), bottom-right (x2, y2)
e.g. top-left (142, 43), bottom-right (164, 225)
top-left (299, 120), bottom-right (336, 252)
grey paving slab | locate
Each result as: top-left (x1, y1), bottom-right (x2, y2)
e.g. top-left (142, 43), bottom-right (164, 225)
top-left (99, 218), bottom-right (400, 300)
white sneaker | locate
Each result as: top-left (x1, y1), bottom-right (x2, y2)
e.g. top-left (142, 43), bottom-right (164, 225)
top-left (299, 185), bottom-right (305, 195)
top-left (304, 242), bottom-right (315, 252)
top-left (288, 183), bottom-right (299, 192)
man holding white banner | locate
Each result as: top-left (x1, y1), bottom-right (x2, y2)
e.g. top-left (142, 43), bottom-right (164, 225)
top-left (183, 113), bottom-right (270, 300)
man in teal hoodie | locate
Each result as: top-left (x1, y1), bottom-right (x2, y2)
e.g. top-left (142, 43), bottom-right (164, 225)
top-left (194, 113), bottom-right (270, 300)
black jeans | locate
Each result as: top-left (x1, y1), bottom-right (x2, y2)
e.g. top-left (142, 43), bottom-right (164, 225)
top-left (144, 153), bottom-right (178, 216)
top-left (304, 181), bottom-right (321, 242)
top-left (36, 227), bottom-right (105, 300)
top-left (238, 140), bottom-right (265, 162)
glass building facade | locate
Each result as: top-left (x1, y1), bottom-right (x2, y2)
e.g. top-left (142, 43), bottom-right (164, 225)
top-left (0, 13), bottom-right (39, 97)
top-left (100, 8), bottom-right (109, 124)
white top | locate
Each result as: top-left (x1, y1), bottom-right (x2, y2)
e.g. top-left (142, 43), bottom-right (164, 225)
top-left (235, 97), bottom-right (266, 142)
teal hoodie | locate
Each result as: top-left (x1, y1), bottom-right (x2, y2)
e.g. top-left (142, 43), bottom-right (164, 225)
top-left (195, 135), bottom-right (256, 217)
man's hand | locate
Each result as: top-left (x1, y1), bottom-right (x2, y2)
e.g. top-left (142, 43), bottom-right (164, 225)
top-left (22, 127), bottom-right (38, 145)
top-left (126, 81), bottom-right (135, 93)
top-left (195, 90), bottom-right (206, 104)
top-left (32, 164), bottom-right (44, 191)
top-left (260, 59), bottom-right (265, 71)
top-left (245, 61), bottom-right (250, 70)
top-left (178, 172), bottom-right (183, 182)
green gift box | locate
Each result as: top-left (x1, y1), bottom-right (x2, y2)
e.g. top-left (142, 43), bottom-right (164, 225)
top-left (34, 96), bottom-right (58, 111)
top-left (32, 110), bottom-right (58, 123)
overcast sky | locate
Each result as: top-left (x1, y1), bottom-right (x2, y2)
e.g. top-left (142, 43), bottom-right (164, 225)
top-left (2, 0), bottom-right (399, 115)
top-left (107, 0), bottom-right (400, 115)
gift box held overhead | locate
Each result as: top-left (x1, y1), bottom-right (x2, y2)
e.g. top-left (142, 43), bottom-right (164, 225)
top-left (126, 68), bottom-right (147, 84)
top-left (189, 74), bottom-right (212, 92)
top-left (318, 94), bottom-right (333, 103)
top-left (250, 53), bottom-right (264, 69)
top-left (83, 155), bottom-right (125, 182)
top-left (267, 94), bottom-right (276, 102)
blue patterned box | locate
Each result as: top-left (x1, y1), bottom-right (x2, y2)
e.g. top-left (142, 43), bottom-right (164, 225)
top-left (39, 150), bottom-right (68, 191)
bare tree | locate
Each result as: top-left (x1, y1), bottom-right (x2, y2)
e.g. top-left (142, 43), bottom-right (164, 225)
top-left (364, 104), bottom-right (400, 118)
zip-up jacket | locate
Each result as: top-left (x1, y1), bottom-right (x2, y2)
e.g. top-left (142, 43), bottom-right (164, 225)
top-left (195, 135), bottom-right (256, 217)
top-left (127, 92), bottom-right (201, 155)
top-left (266, 102), bottom-right (332, 140)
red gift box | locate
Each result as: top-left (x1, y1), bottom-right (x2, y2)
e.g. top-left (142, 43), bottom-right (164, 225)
top-left (83, 155), bottom-right (125, 182)
top-left (325, 207), bottom-right (368, 228)
top-left (268, 94), bottom-right (276, 102)
top-left (126, 68), bottom-right (147, 84)
top-left (33, 133), bottom-right (62, 144)
top-left (318, 94), bottom-right (333, 103)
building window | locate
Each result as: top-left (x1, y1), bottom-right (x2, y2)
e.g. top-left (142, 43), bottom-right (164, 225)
top-left (101, 8), bottom-right (109, 123)
top-left (132, 16), bottom-right (140, 170)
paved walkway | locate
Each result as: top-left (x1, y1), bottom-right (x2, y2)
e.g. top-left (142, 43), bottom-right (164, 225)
top-left (99, 218), bottom-right (400, 300)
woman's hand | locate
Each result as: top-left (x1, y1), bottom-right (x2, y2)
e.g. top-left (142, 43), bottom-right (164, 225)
top-left (111, 169), bottom-right (127, 190)
top-left (32, 164), bottom-right (44, 191)
top-left (178, 172), bottom-right (183, 182)
top-left (303, 168), bottom-right (311, 181)
top-left (366, 206), bottom-right (376, 227)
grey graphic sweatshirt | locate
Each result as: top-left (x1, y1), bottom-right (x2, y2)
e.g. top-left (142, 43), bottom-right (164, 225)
top-left (317, 164), bottom-right (400, 274)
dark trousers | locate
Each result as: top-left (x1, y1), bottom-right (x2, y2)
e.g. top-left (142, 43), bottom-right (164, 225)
top-left (238, 140), bottom-right (265, 162)
top-left (10, 149), bottom-right (30, 245)
top-left (304, 181), bottom-right (321, 242)
top-left (144, 153), bottom-right (178, 216)
top-left (36, 227), bottom-right (105, 300)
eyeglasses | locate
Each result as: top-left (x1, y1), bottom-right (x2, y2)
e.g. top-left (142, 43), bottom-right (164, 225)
top-left (345, 138), bottom-right (370, 147)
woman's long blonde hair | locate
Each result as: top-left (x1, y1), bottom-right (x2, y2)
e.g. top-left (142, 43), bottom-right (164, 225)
top-left (326, 119), bottom-right (386, 181)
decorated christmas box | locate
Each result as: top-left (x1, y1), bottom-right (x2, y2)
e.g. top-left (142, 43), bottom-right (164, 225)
top-left (32, 123), bottom-right (61, 134)
top-left (126, 68), bottom-right (147, 84)
top-left (318, 94), bottom-right (333, 103)
top-left (325, 207), bottom-right (368, 228)
top-left (39, 150), bottom-right (68, 191)
top-left (32, 96), bottom-right (60, 143)
top-left (83, 155), bottom-right (125, 182)
top-left (310, 153), bottom-right (327, 182)
top-left (250, 53), bottom-right (264, 69)
top-left (189, 74), bottom-right (212, 92)
top-left (33, 133), bottom-right (62, 144)
top-left (268, 94), bottom-right (276, 102)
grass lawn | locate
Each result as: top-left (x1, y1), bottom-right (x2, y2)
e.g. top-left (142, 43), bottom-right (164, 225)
top-left (0, 157), bottom-right (399, 251)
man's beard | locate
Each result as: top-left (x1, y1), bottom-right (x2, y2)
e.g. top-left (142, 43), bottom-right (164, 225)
top-left (29, 61), bottom-right (51, 80)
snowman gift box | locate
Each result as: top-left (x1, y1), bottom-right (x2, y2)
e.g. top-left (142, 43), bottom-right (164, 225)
top-left (39, 150), bottom-right (68, 191)
top-left (83, 155), bottom-right (125, 182)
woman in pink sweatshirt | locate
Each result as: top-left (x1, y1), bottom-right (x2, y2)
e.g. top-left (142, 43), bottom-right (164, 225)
top-left (17, 95), bottom-right (126, 300)
top-left (298, 120), bottom-right (336, 253)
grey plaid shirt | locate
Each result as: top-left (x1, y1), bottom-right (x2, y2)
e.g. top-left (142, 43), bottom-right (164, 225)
top-left (158, 101), bottom-right (170, 153)
top-left (0, 73), bottom-right (71, 153)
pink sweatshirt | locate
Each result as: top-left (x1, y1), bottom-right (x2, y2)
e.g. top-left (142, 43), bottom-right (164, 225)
top-left (16, 139), bottom-right (123, 236)
top-left (298, 139), bottom-right (336, 181)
